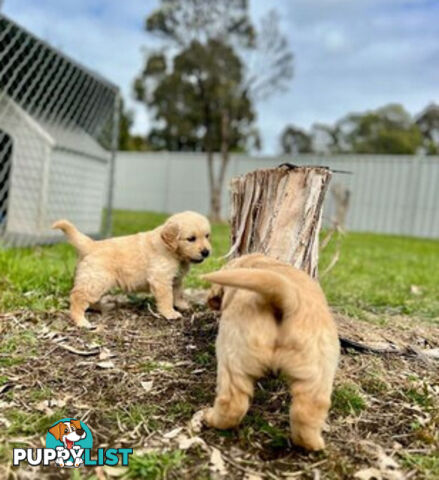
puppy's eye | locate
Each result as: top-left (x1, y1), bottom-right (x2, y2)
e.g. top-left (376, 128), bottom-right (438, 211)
top-left (205, 233), bottom-right (210, 239)
top-left (64, 428), bottom-right (69, 433)
top-left (187, 236), bottom-right (196, 242)
top-left (71, 427), bottom-right (75, 431)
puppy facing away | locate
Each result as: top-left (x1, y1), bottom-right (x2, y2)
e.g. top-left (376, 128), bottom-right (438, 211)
top-left (53, 211), bottom-right (211, 328)
top-left (203, 253), bottom-right (340, 451)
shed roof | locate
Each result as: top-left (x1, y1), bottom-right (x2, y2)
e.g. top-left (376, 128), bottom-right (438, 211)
top-left (41, 122), bottom-right (110, 161)
top-left (0, 14), bottom-right (118, 151)
top-left (1, 95), bottom-right (110, 161)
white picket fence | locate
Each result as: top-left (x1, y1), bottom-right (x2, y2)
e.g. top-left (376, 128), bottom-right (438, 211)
top-left (114, 152), bottom-right (439, 238)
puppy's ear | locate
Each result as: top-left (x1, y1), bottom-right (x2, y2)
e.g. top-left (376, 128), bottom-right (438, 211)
top-left (161, 222), bottom-right (180, 251)
top-left (71, 419), bottom-right (81, 430)
top-left (207, 285), bottom-right (223, 311)
top-left (48, 422), bottom-right (63, 440)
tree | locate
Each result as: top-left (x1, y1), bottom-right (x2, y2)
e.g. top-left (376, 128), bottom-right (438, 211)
top-left (280, 125), bottom-right (312, 154)
top-left (335, 104), bottom-right (423, 154)
top-left (135, 0), bottom-right (293, 220)
top-left (415, 103), bottom-right (439, 155)
top-left (136, 41), bottom-right (257, 218)
top-left (118, 99), bottom-right (150, 151)
top-left (310, 123), bottom-right (339, 154)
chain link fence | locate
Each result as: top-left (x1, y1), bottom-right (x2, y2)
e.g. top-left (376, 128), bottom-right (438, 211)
top-left (0, 13), bottom-right (120, 248)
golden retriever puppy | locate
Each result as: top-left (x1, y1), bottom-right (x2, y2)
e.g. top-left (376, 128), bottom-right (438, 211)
top-left (203, 253), bottom-right (339, 451)
top-left (53, 211), bottom-right (211, 328)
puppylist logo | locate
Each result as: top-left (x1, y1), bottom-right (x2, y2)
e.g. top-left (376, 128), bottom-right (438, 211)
top-left (13, 418), bottom-right (132, 468)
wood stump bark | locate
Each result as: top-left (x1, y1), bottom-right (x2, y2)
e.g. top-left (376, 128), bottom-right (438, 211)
top-left (228, 165), bottom-right (332, 278)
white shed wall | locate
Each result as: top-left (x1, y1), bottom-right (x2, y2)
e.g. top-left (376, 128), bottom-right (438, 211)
top-left (47, 148), bottom-right (109, 237)
top-left (0, 96), bottom-right (52, 235)
top-left (0, 96), bottom-right (110, 245)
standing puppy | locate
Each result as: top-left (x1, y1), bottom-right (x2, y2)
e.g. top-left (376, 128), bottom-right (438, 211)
top-left (53, 211), bottom-right (211, 327)
top-left (203, 253), bottom-right (339, 451)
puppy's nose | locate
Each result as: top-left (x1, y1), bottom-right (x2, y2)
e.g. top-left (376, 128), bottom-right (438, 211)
top-left (201, 248), bottom-right (210, 258)
top-left (76, 429), bottom-right (85, 436)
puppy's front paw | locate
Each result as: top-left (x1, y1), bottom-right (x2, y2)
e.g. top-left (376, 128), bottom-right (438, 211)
top-left (74, 317), bottom-right (93, 329)
top-left (174, 299), bottom-right (190, 311)
top-left (161, 309), bottom-right (182, 320)
top-left (202, 407), bottom-right (215, 427)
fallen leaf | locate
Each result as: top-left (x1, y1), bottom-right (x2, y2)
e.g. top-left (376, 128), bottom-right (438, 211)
top-left (421, 348), bottom-right (439, 359)
top-left (354, 467), bottom-right (382, 480)
top-left (209, 448), bottom-right (227, 476)
top-left (0, 416), bottom-right (11, 429)
top-left (97, 361), bottom-right (115, 369)
top-left (377, 449), bottom-right (403, 479)
top-left (141, 381), bottom-right (154, 393)
top-left (163, 427), bottom-right (183, 439)
top-left (35, 400), bottom-right (54, 416)
top-left (99, 348), bottom-right (116, 360)
top-left (177, 433), bottom-right (206, 451)
top-left (359, 442), bottom-right (404, 480)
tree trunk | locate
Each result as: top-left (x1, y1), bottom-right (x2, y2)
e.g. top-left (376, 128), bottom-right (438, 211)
top-left (207, 110), bottom-right (231, 222)
top-left (228, 164), bottom-right (332, 278)
top-left (210, 184), bottom-right (222, 223)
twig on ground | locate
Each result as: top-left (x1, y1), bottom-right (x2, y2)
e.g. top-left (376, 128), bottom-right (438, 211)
top-left (340, 336), bottom-right (438, 361)
top-left (54, 343), bottom-right (100, 356)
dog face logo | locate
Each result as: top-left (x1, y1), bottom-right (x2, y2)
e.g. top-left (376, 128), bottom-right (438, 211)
top-left (49, 419), bottom-right (86, 449)
top-left (46, 418), bottom-right (92, 468)
top-left (14, 418), bottom-right (132, 468)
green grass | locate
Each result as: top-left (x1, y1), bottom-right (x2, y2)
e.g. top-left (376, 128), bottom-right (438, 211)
top-left (167, 401), bottom-right (194, 421)
top-left (400, 452), bottom-right (439, 479)
top-left (242, 413), bottom-right (290, 450)
top-left (404, 385), bottom-right (435, 409)
top-left (1, 209), bottom-right (438, 321)
top-left (127, 450), bottom-right (186, 479)
top-left (320, 232), bottom-right (439, 319)
top-left (108, 404), bottom-right (160, 431)
top-left (331, 383), bottom-right (367, 416)
top-left (5, 408), bottom-right (68, 436)
top-left (140, 359), bottom-right (174, 373)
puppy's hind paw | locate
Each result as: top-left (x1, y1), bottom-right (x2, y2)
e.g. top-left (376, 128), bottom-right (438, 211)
top-left (174, 299), bottom-right (190, 311)
top-left (161, 309), bottom-right (182, 320)
top-left (291, 431), bottom-right (325, 451)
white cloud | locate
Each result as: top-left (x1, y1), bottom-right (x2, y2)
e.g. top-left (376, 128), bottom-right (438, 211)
top-left (3, 0), bottom-right (438, 153)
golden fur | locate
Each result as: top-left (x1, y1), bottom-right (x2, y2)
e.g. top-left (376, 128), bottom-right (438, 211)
top-left (53, 211), bottom-right (211, 328)
top-left (203, 253), bottom-right (339, 451)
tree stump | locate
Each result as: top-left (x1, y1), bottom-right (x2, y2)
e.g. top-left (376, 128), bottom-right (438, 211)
top-left (228, 165), bottom-right (332, 278)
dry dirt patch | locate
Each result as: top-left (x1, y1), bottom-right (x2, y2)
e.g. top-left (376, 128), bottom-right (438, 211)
top-left (0, 297), bottom-right (438, 479)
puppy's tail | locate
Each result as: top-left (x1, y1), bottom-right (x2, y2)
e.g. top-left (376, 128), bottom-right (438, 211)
top-left (203, 268), bottom-right (299, 317)
top-left (52, 219), bottom-right (94, 256)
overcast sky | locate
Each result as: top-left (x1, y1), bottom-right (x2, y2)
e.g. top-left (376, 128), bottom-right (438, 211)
top-left (2, 0), bottom-right (438, 154)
